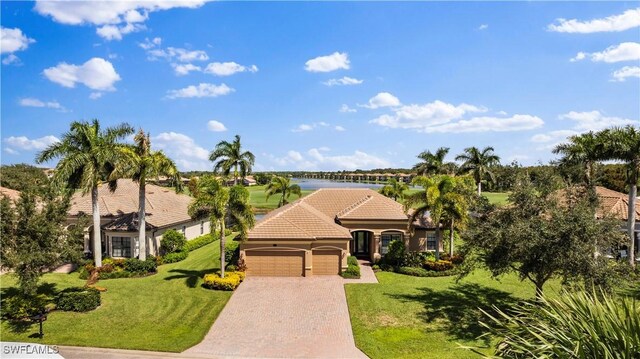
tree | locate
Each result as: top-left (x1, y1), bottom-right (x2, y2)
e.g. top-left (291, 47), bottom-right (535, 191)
top-left (111, 129), bottom-right (181, 260)
top-left (460, 175), bottom-right (623, 297)
top-left (379, 178), bottom-right (408, 201)
top-left (265, 176), bottom-right (302, 207)
top-left (553, 131), bottom-right (603, 187)
top-left (227, 185), bottom-right (255, 241)
top-left (456, 146), bottom-right (501, 195)
top-left (209, 135), bottom-right (255, 186)
top-left (0, 187), bottom-right (86, 296)
top-left (0, 164), bottom-right (49, 192)
top-left (600, 126), bottom-right (640, 267)
top-left (439, 176), bottom-right (473, 257)
top-left (36, 120), bottom-right (134, 267)
top-left (189, 176), bottom-right (230, 277)
top-left (413, 147), bottom-right (453, 176)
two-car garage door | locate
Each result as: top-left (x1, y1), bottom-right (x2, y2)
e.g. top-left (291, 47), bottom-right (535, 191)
top-left (244, 249), bottom-right (341, 277)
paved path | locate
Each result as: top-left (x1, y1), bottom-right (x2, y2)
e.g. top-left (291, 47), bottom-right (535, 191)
top-left (343, 260), bottom-right (378, 284)
top-left (184, 277), bottom-right (368, 359)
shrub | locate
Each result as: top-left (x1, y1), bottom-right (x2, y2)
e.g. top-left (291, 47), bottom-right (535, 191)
top-left (224, 228), bottom-right (232, 236)
top-left (124, 257), bottom-right (157, 274)
top-left (372, 264), bottom-right (380, 271)
top-left (347, 255), bottom-right (359, 266)
top-left (423, 260), bottom-right (454, 272)
top-left (184, 234), bottom-right (217, 252)
top-left (161, 229), bottom-right (187, 254)
top-left (225, 240), bottom-right (240, 266)
top-left (379, 263), bottom-right (394, 272)
top-left (440, 253), bottom-right (464, 265)
top-left (385, 239), bottom-right (405, 267)
top-left (397, 266), bottom-right (458, 277)
top-left (162, 250), bottom-right (188, 264)
top-left (402, 251), bottom-right (426, 268)
top-left (1, 294), bottom-right (50, 320)
top-left (56, 287), bottom-right (100, 312)
top-left (226, 264), bottom-right (237, 272)
top-left (342, 257), bottom-right (361, 279)
top-left (203, 271), bottom-right (244, 291)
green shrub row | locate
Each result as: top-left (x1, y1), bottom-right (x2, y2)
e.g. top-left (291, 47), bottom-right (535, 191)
top-left (162, 250), bottom-right (189, 264)
top-left (423, 260), bottom-right (454, 272)
top-left (56, 287), bottom-right (101, 312)
top-left (397, 266), bottom-right (459, 277)
top-left (202, 271), bottom-right (246, 291)
top-left (342, 256), bottom-right (361, 279)
top-left (184, 234), bottom-right (218, 252)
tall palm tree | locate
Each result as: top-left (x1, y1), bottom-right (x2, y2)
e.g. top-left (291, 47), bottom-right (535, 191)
top-left (379, 178), bottom-right (409, 202)
top-left (209, 135), bottom-right (255, 186)
top-left (228, 185), bottom-right (255, 241)
top-left (456, 146), bottom-right (501, 195)
top-left (601, 126), bottom-right (640, 267)
top-left (553, 132), bottom-right (603, 187)
top-left (438, 177), bottom-right (470, 257)
top-left (36, 119), bottom-right (134, 267)
top-left (265, 176), bottom-right (302, 207)
top-left (189, 176), bottom-right (230, 276)
top-left (404, 176), bottom-right (443, 259)
top-left (111, 129), bottom-right (181, 260)
top-left (413, 147), bottom-right (452, 176)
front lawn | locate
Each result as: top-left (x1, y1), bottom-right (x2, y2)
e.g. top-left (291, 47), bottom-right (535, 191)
top-left (346, 270), bottom-right (560, 359)
top-left (0, 237), bottom-right (234, 352)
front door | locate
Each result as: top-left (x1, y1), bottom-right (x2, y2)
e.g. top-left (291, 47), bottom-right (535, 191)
top-left (351, 231), bottom-right (370, 258)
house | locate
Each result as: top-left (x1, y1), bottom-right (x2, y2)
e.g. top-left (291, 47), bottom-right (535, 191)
top-left (240, 188), bottom-right (441, 277)
top-left (67, 179), bottom-right (210, 259)
top-left (224, 176), bottom-right (257, 186)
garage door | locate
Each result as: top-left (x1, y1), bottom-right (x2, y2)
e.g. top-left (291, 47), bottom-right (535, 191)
top-left (312, 250), bottom-right (341, 275)
top-left (245, 250), bottom-right (304, 277)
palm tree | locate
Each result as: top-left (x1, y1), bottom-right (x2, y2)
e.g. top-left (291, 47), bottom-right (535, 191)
top-left (456, 146), bottom-right (501, 195)
top-left (209, 135), bottom-right (255, 186)
top-left (36, 119), bottom-right (134, 267)
top-left (553, 132), bottom-right (603, 187)
top-left (265, 176), bottom-right (302, 207)
top-left (438, 177), bottom-right (470, 257)
top-left (228, 185), bottom-right (255, 241)
top-left (111, 129), bottom-right (181, 260)
top-left (600, 126), bottom-right (640, 267)
top-left (404, 176), bottom-right (442, 259)
top-left (413, 147), bottom-right (452, 176)
top-left (189, 176), bottom-right (230, 276)
top-left (379, 178), bottom-right (408, 202)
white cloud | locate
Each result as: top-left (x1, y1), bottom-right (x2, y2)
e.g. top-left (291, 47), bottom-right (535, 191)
top-left (2, 54), bottom-right (20, 65)
top-left (361, 92), bottom-right (401, 109)
top-left (340, 104), bottom-right (357, 113)
top-left (139, 37), bottom-right (162, 50)
top-left (19, 98), bottom-right (66, 111)
top-left (148, 47), bottom-right (209, 62)
top-left (43, 57), bottom-right (121, 91)
top-left (172, 63), bottom-right (201, 76)
top-left (89, 92), bottom-right (103, 100)
top-left (323, 76), bottom-right (363, 86)
top-left (204, 62), bottom-right (258, 76)
top-left (207, 120), bottom-right (227, 132)
top-left (3, 135), bottom-right (60, 153)
top-left (335, 125), bottom-right (346, 132)
top-left (268, 148), bottom-right (389, 171)
top-left (419, 115), bottom-right (544, 134)
top-left (478, 24), bottom-right (489, 30)
top-left (548, 8), bottom-right (640, 33)
top-left (292, 124), bottom-right (314, 132)
top-left (571, 42), bottom-right (640, 63)
top-left (530, 130), bottom-right (579, 151)
top-left (305, 52), bottom-right (350, 72)
top-left (152, 132), bottom-right (210, 171)
top-left (34, 1), bottom-right (210, 40)
top-left (612, 66), bottom-right (640, 82)
top-left (559, 110), bottom-right (639, 131)
top-left (1, 27), bottom-right (35, 54)
top-left (166, 83), bottom-right (234, 99)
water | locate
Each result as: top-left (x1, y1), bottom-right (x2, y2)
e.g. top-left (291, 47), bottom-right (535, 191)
top-left (291, 178), bottom-right (384, 190)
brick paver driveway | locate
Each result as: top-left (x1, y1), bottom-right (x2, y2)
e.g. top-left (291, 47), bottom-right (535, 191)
top-left (184, 276), bottom-right (368, 359)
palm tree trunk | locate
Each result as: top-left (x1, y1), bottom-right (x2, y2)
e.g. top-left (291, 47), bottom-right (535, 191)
top-left (91, 185), bottom-right (102, 267)
top-left (628, 181), bottom-right (637, 267)
top-left (234, 164), bottom-right (238, 186)
top-left (220, 218), bottom-right (226, 277)
top-left (477, 181), bottom-right (482, 196)
top-left (138, 176), bottom-right (147, 261)
top-left (449, 219), bottom-right (455, 257)
top-left (435, 225), bottom-right (441, 261)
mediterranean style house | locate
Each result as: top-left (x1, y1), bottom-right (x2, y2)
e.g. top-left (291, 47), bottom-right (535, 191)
top-left (240, 188), bottom-right (441, 277)
top-left (67, 179), bottom-right (210, 259)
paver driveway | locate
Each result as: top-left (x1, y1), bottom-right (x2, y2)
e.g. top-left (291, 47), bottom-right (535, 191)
top-left (184, 276), bottom-right (368, 359)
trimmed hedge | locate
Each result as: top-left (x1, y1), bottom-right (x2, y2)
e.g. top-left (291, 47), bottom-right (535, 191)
top-left (56, 287), bottom-right (101, 312)
top-left (124, 257), bottom-right (157, 274)
top-left (184, 234), bottom-right (217, 252)
top-left (397, 266), bottom-right (459, 277)
top-left (162, 250), bottom-right (188, 264)
top-left (342, 256), bottom-right (361, 279)
top-left (423, 260), bottom-right (454, 272)
top-left (202, 271), bottom-right (246, 291)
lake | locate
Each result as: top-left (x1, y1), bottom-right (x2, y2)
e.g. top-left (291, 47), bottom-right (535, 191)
top-left (291, 178), bottom-right (384, 190)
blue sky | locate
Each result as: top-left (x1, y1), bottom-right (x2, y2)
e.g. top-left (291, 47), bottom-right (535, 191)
top-left (2, 1), bottom-right (639, 171)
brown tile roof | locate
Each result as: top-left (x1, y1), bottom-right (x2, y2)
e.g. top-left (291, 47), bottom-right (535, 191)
top-left (249, 188), bottom-right (414, 241)
top-left (69, 179), bottom-right (194, 228)
top-left (0, 186), bottom-right (21, 202)
top-left (556, 186), bottom-right (640, 221)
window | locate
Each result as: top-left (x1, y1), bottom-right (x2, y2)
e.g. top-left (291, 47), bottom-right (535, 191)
top-left (200, 221), bottom-right (204, 235)
top-left (381, 232), bottom-right (402, 255)
top-left (112, 237), bottom-right (131, 257)
top-left (426, 233), bottom-right (437, 251)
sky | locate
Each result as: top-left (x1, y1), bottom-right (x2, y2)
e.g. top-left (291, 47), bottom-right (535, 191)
top-left (1, 1), bottom-right (639, 172)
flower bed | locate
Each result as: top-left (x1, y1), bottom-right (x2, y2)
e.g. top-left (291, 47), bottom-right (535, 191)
top-left (202, 271), bottom-right (246, 291)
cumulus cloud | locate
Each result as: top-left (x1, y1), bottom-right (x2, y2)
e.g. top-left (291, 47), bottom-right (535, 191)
top-left (207, 120), bottom-right (227, 132)
top-left (571, 42), bottom-right (640, 63)
top-left (267, 148), bottom-right (389, 171)
top-left (361, 92), bottom-right (401, 109)
top-left (1, 27), bottom-right (36, 65)
top-left (152, 132), bottom-right (210, 170)
top-left (43, 57), bottom-right (121, 91)
top-left (89, 92), bottom-right (103, 100)
top-left (19, 98), bottom-right (66, 111)
top-left (172, 63), bottom-right (201, 76)
top-left (478, 24), bottom-right (488, 30)
top-left (148, 46), bottom-right (209, 62)
top-left (3, 135), bottom-right (60, 154)
top-left (612, 66), bottom-right (640, 82)
top-left (166, 83), bottom-right (234, 99)
top-left (340, 104), bottom-right (357, 113)
top-left (204, 62), bottom-right (258, 76)
top-left (548, 8), bottom-right (640, 33)
top-left (291, 122), bottom-right (340, 133)
top-left (305, 52), bottom-right (350, 72)
top-left (323, 76), bottom-right (363, 86)
top-left (34, 1), bottom-right (210, 41)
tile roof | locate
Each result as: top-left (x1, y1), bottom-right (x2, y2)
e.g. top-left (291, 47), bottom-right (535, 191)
top-left (248, 188), bottom-right (413, 241)
top-left (69, 179), bottom-right (194, 228)
top-left (556, 186), bottom-right (640, 221)
top-left (0, 186), bottom-right (21, 202)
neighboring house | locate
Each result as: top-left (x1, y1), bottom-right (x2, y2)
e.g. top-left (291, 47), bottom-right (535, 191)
top-left (224, 176), bottom-right (257, 186)
top-left (67, 179), bottom-right (210, 259)
top-left (240, 188), bottom-right (441, 277)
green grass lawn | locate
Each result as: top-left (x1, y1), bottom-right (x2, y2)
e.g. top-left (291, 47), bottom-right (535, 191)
top-left (248, 185), bottom-right (313, 210)
top-left (346, 270), bottom-right (560, 359)
top-left (0, 238), bottom-right (233, 352)
top-left (482, 192), bottom-right (509, 205)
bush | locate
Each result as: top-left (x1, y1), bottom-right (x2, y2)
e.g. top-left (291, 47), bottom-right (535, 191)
top-left (225, 240), bottom-right (240, 266)
top-left (385, 239), bottom-right (405, 267)
top-left (347, 255), bottom-right (359, 266)
top-left (372, 264), bottom-right (380, 271)
top-left (226, 264), bottom-right (237, 272)
top-left (224, 228), bottom-right (232, 236)
top-left (423, 260), bottom-right (454, 272)
top-left (342, 256), bottom-right (361, 279)
top-left (203, 271), bottom-right (245, 291)
top-left (162, 250), bottom-right (188, 264)
top-left (440, 253), bottom-right (464, 265)
top-left (1, 294), bottom-right (50, 320)
top-left (56, 287), bottom-right (100, 312)
top-left (402, 251), bottom-right (426, 268)
top-left (397, 266), bottom-right (458, 277)
top-left (124, 257), bottom-right (157, 274)
top-left (184, 234), bottom-right (217, 252)
top-left (161, 229), bottom-right (187, 254)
